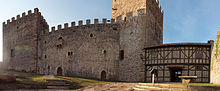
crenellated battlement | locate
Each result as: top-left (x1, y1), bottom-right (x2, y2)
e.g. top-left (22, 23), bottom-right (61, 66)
top-left (2, 8), bottom-right (47, 27)
top-left (50, 18), bottom-right (116, 32)
top-left (3, 1), bottom-right (164, 82)
top-left (155, 0), bottom-right (163, 14)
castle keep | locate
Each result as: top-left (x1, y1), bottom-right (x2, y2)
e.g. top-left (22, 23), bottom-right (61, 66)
top-left (2, 0), bottom-right (213, 83)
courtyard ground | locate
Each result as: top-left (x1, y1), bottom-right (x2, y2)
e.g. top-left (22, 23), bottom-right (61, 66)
top-left (0, 70), bottom-right (109, 90)
top-left (1, 70), bottom-right (220, 91)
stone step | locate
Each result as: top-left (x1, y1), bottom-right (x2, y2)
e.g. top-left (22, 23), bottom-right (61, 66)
top-left (134, 85), bottom-right (169, 91)
top-left (47, 81), bottom-right (68, 85)
top-left (46, 79), bottom-right (66, 82)
top-left (135, 85), bottom-right (165, 89)
top-left (47, 86), bottom-right (70, 89)
top-left (46, 78), bottom-right (71, 89)
top-left (134, 84), bottom-right (188, 91)
top-left (47, 83), bottom-right (70, 86)
top-left (137, 83), bottom-right (187, 89)
top-left (132, 87), bottom-right (151, 91)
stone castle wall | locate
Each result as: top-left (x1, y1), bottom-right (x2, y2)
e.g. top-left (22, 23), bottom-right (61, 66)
top-left (3, 8), bottom-right (48, 72)
top-left (211, 28), bottom-right (220, 84)
top-left (38, 19), bottom-right (120, 80)
top-left (3, 0), bottom-right (164, 82)
top-left (112, 0), bottom-right (163, 82)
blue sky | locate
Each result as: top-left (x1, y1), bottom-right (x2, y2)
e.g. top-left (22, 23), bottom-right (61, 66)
top-left (0, 0), bottom-right (219, 61)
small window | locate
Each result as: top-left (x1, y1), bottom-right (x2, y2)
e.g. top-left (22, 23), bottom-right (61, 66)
top-left (113, 27), bottom-right (117, 30)
top-left (57, 44), bottom-right (62, 48)
top-left (196, 66), bottom-right (203, 70)
top-left (120, 50), bottom-right (124, 60)
top-left (90, 33), bottom-right (94, 37)
top-left (173, 51), bottom-right (179, 58)
top-left (58, 37), bottom-right (63, 39)
top-left (195, 52), bottom-right (203, 59)
top-left (44, 41), bottom-right (47, 44)
top-left (45, 55), bottom-right (47, 59)
top-left (112, 8), bottom-right (118, 10)
top-left (103, 50), bottom-right (107, 54)
top-left (124, 17), bottom-right (127, 22)
top-left (11, 49), bottom-right (15, 57)
top-left (151, 52), bottom-right (157, 58)
top-left (56, 37), bottom-right (64, 48)
top-left (68, 52), bottom-right (73, 56)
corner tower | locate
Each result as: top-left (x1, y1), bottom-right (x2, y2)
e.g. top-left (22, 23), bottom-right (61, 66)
top-left (112, 0), bottom-right (163, 82)
top-left (3, 8), bottom-right (49, 73)
top-left (112, 0), bottom-right (163, 45)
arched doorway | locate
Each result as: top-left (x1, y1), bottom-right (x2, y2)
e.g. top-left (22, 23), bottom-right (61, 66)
top-left (57, 67), bottom-right (63, 76)
top-left (101, 71), bottom-right (107, 80)
top-left (47, 66), bottom-right (50, 75)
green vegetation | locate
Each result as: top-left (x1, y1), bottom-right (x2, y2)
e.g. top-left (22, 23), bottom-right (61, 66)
top-left (0, 70), bottom-right (47, 90)
top-left (168, 83), bottom-right (220, 87)
top-left (211, 31), bottom-right (220, 70)
top-left (0, 70), bottom-right (47, 84)
top-left (215, 31), bottom-right (220, 59)
top-left (55, 76), bottom-right (110, 89)
top-left (0, 70), bottom-right (110, 90)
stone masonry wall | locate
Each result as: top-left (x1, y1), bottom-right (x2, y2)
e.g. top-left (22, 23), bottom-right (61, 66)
top-left (112, 0), bottom-right (163, 82)
top-left (211, 28), bottom-right (220, 84)
top-left (3, 0), bottom-right (164, 82)
top-left (3, 8), bottom-right (48, 73)
top-left (38, 19), bottom-right (120, 81)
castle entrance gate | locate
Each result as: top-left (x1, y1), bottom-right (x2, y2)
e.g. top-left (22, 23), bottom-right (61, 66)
top-left (57, 67), bottom-right (63, 76)
top-left (101, 71), bottom-right (107, 80)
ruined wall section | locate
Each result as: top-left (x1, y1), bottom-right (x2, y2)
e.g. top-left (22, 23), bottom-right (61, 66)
top-left (211, 28), bottom-right (220, 84)
top-left (39, 19), bottom-right (120, 80)
top-left (3, 8), bottom-right (48, 72)
top-left (112, 0), bottom-right (163, 82)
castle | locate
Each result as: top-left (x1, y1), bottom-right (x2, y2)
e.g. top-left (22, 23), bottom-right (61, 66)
top-left (2, 0), bottom-right (163, 82)
top-left (2, 0), bottom-right (213, 83)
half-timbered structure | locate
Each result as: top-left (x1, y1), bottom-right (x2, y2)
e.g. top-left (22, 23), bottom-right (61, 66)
top-left (143, 41), bottom-right (213, 83)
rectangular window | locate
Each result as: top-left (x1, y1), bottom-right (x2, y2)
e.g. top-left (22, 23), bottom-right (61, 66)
top-left (196, 66), bottom-right (203, 71)
top-left (173, 51), bottom-right (179, 59)
top-left (120, 50), bottom-right (124, 60)
top-left (11, 49), bottom-right (15, 57)
top-left (68, 52), bottom-right (73, 56)
top-left (195, 52), bottom-right (203, 59)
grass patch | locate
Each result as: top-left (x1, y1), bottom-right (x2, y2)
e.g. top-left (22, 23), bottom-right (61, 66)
top-left (0, 69), bottom-right (47, 90)
top-left (0, 70), bottom-right (111, 90)
top-left (32, 77), bottom-right (47, 83)
top-left (55, 76), bottom-right (110, 89)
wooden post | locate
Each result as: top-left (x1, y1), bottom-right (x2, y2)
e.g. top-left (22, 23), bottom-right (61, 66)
top-left (152, 73), bottom-right (155, 84)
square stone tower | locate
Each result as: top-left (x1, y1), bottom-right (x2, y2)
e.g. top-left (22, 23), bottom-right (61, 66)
top-left (112, 0), bottom-right (163, 82)
top-left (3, 8), bottom-right (49, 73)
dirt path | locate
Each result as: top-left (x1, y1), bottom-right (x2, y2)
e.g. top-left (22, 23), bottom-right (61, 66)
top-left (76, 83), bottom-right (137, 91)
